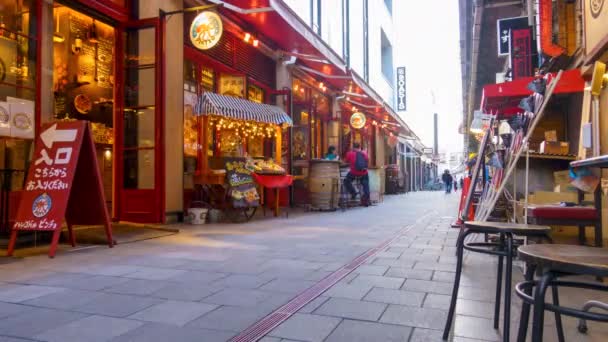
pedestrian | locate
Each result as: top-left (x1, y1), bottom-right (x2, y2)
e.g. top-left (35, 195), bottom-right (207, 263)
top-left (459, 177), bottom-right (464, 189)
top-left (453, 179), bottom-right (458, 191)
top-left (344, 142), bottom-right (370, 206)
top-left (441, 169), bottom-right (453, 194)
top-left (324, 145), bottom-right (339, 161)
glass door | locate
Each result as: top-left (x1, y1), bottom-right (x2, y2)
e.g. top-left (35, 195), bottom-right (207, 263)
top-left (116, 20), bottom-right (163, 222)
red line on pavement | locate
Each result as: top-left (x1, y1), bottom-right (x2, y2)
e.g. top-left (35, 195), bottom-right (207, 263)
top-left (229, 212), bottom-right (434, 342)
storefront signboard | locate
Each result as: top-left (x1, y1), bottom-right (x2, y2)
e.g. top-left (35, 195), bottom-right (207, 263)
top-left (510, 28), bottom-right (533, 80)
top-left (224, 158), bottom-right (260, 208)
top-left (350, 112), bottom-right (366, 129)
top-left (496, 16), bottom-right (529, 56)
top-left (396, 67), bottom-right (406, 111)
top-left (584, 0), bottom-right (608, 56)
top-left (8, 121), bottom-right (113, 258)
top-left (189, 11), bottom-right (223, 50)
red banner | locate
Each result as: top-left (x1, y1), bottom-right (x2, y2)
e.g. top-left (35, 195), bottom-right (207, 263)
top-left (510, 28), bottom-right (533, 80)
top-left (8, 121), bottom-right (113, 258)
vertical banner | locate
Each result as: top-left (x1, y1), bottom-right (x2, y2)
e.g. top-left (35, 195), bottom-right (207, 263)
top-left (496, 16), bottom-right (529, 56)
top-left (396, 67), bottom-right (406, 112)
top-left (510, 28), bottom-right (534, 79)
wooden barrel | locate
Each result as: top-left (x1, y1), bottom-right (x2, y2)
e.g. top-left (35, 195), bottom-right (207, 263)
top-left (309, 159), bottom-right (340, 210)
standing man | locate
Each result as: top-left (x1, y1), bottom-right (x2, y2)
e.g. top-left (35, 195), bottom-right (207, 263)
top-left (442, 169), bottom-right (453, 194)
top-left (344, 143), bottom-right (370, 206)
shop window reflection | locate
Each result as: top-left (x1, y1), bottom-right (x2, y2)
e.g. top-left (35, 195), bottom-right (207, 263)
top-left (0, 0), bottom-right (37, 193)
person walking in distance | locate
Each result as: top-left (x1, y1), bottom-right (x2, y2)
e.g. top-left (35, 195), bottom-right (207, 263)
top-left (441, 169), bottom-right (453, 194)
top-left (344, 143), bottom-right (370, 206)
top-left (459, 177), bottom-right (464, 190)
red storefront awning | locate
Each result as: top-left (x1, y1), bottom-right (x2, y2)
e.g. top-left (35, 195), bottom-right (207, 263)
top-left (481, 69), bottom-right (585, 117)
top-left (219, 0), bottom-right (348, 85)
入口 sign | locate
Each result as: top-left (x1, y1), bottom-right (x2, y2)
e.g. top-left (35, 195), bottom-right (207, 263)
top-left (396, 67), bottom-right (406, 111)
top-left (189, 11), bottom-right (223, 50)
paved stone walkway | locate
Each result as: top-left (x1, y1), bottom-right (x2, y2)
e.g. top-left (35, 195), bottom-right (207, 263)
top-left (0, 192), bottom-right (606, 341)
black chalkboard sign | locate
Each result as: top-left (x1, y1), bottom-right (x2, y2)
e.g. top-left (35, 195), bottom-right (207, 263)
top-left (224, 157), bottom-right (259, 208)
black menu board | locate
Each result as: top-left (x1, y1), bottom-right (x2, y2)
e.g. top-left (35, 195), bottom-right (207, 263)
top-left (224, 157), bottom-right (259, 208)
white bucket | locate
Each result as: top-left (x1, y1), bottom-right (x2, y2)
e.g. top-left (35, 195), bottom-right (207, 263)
top-left (188, 208), bottom-right (208, 225)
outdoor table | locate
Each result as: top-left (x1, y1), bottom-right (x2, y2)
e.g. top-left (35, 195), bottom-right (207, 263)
top-left (252, 173), bottom-right (293, 217)
top-left (515, 244), bottom-right (608, 342)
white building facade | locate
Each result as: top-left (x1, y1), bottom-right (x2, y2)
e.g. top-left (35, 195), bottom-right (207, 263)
top-left (283, 0), bottom-right (396, 108)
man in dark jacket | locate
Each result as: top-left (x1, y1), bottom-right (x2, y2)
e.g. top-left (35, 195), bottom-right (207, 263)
top-left (441, 170), bottom-right (453, 194)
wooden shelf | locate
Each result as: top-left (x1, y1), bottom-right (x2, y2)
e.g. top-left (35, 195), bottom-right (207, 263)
top-left (524, 152), bottom-right (576, 161)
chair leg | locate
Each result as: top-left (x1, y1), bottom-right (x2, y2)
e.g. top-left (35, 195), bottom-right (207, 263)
top-left (594, 223), bottom-right (603, 247)
top-left (494, 234), bottom-right (505, 330)
top-left (503, 234), bottom-right (513, 342)
top-left (551, 285), bottom-right (565, 342)
top-left (443, 229), bottom-right (470, 340)
top-left (517, 264), bottom-right (537, 342)
top-left (578, 225), bottom-right (586, 245)
top-left (532, 271), bottom-right (554, 342)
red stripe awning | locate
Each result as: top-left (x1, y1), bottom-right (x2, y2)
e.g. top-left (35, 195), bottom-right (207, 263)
top-left (481, 69), bottom-right (584, 117)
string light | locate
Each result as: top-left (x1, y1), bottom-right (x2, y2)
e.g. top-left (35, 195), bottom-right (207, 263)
top-left (209, 115), bottom-right (281, 139)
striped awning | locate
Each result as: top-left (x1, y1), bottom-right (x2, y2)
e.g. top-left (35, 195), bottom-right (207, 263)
top-left (196, 92), bottom-right (293, 126)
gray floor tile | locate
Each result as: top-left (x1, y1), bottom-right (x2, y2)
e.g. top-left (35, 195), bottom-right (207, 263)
top-left (380, 305), bottom-right (448, 330)
top-left (423, 293), bottom-right (451, 310)
top-left (454, 315), bottom-right (501, 341)
top-left (384, 267), bottom-right (433, 280)
top-left (211, 274), bottom-right (274, 289)
top-left (402, 279), bottom-right (453, 295)
top-left (298, 296), bottom-right (329, 314)
top-left (0, 301), bottom-right (35, 319)
top-left (35, 315), bottom-right (143, 342)
top-left (73, 293), bottom-right (162, 317)
top-left (314, 297), bottom-right (387, 321)
top-left (20, 272), bottom-right (92, 287)
top-left (259, 279), bottom-right (315, 294)
top-left (150, 282), bottom-right (222, 301)
top-left (76, 265), bottom-right (141, 276)
top-left (269, 313), bottom-right (341, 342)
top-left (23, 288), bottom-right (103, 310)
top-left (0, 307), bottom-right (87, 338)
top-left (201, 288), bottom-right (273, 307)
top-left (129, 300), bottom-right (218, 326)
top-left (325, 319), bottom-right (412, 342)
top-left (364, 288), bottom-right (425, 306)
top-left (124, 267), bottom-right (187, 281)
top-left (349, 274), bottom-right (405, 289)
top-left (104, 279), bottom-right (171, 296)
top-left (0, 336), bottom-right (38, 342)
top-left (354, 264), bottom-right (389, 276)
top-left (0, 284), bottom-right (64, 303)
top-left (409, 327), bottom-right (444, 342)
top-left (324, 283), bottom-right (373, 300)
top-left (186, 305), bottom-right (267, 332)
top-left (372, 258), bottom-right (416, 268)
top-left (111, 322), bottom-right (235, 342)
top-left (169, 271), bottom-right (229, 284)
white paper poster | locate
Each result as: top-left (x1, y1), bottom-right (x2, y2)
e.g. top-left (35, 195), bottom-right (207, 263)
top-left (7, 98), bottom-right (35, 139)
top-left (0, 102), bottom-right (10, 137)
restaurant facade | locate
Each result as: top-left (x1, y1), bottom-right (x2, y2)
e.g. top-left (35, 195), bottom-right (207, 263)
top-left (0, 0), bottom-right (421, 225)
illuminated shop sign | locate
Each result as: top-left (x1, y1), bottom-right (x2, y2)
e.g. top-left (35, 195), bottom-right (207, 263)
top-left (350, 112), bottom-right (366, 129)
top-left (189, 11), bottom-right (223, 50)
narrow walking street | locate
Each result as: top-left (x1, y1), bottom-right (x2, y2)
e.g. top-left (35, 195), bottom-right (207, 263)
top-left (0, 192), bottom-right (605, 341)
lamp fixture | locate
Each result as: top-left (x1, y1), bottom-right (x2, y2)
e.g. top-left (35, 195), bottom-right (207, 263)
top-left (88, 20), bottom-right (98, 44)
top-left (469, 116), bottom-right (484, 134)
top-left (252, 39), bottom-right (259, 47)
top-left (243, 32), bottom-right (251, 42)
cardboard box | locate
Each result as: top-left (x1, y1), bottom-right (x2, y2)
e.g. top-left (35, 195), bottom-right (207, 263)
top-left (544, 130), bottom-right (557, 142)
top-left (553, 170), bottom-right (571, 185)
top-left (528, 191), bottom-right (578, 205)
top-left (540, 141), bottom-right (569, 155)
top-left (554, 184), bottom-right (578, 192)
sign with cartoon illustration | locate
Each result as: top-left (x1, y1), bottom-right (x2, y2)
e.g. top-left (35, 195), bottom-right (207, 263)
top-left (224, 157), bottom-right (259, 208)
top-left (189, 11), bottom-right (223, 50)
top-left (9, 121), bottom-right (113, 258)
top-left (350, 112), bottom-right (366, 129)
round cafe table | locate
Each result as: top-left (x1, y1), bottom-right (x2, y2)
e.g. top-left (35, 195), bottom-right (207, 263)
top-left (252, 173), bottom-right (293, 217)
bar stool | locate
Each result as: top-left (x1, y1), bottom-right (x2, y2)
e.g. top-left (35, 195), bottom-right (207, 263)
top-left (515, 244), bottom-right (608, 342)
top-left (443, 221), bottom-right (552, 342)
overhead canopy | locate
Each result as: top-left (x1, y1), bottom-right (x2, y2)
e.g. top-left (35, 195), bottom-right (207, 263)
top-left (481, 69), bottom-right (585, 116)
top-left (197, 92), bottom-right (293, 126)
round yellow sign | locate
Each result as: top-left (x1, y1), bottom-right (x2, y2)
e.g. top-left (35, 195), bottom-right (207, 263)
top-left (350, 112), bottom-right (366, 129)
top-left (189, 11), bottom-right (223, 50)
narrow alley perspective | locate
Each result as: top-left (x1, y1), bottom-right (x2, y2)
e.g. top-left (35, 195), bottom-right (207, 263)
top-left (2, 0), bottom-right (608, 341)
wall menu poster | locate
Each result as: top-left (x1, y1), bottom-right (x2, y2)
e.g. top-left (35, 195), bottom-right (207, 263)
top-left (224, 157), bottom-right (259, 208)
top-left (219, 74), bottom-right (245, 98)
